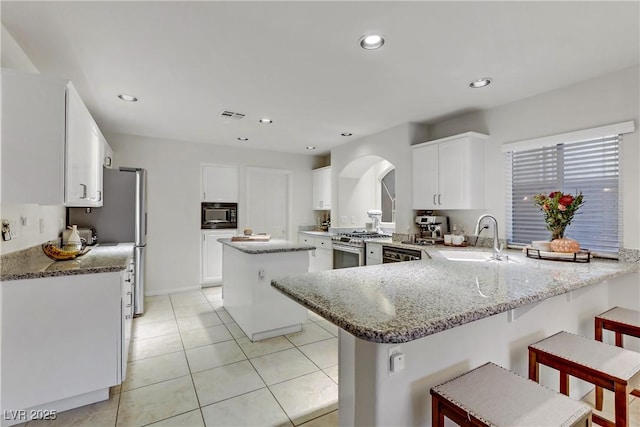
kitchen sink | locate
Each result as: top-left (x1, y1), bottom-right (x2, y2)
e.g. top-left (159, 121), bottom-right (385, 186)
top-left (439, 250), bottom-right (519, 263)
top-left (439, 250), bottom-right (493, 262)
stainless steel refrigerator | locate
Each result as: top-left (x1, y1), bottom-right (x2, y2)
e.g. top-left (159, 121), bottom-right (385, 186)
top-left (68, 167), bottom-right (147, 315)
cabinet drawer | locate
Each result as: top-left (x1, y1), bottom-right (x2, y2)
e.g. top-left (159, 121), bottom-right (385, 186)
top-left (313, 237), bottom-right (331, 249)
top-left (299, 233), bottom-right (313, 244)
top-left (366, 243), bottom-right (383, 260)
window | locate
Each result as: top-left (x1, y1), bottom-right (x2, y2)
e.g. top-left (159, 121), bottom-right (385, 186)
top-left (506, 134), bottom-right (621, 255)
top-left (380, 168), bottom-right (396, 223)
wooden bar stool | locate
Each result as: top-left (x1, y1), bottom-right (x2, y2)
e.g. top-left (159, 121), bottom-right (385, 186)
top-left (528, 331), bottom-right (640, 427)
top-left (431, 362), bottom-right (592, 426)
top-left (595, 307), bottom-right (640, 410)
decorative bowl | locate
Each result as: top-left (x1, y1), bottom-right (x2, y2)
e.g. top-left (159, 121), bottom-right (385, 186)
top-left (42, 240), bottom-right (85, 260)
top-left (531, 241), bottom-right (552, 251)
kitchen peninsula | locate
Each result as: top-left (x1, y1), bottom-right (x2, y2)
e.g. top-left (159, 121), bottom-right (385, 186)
top-left (272, 249), bottom-right (640, 426)
top-left (219, 238), bottom-right (315, 341)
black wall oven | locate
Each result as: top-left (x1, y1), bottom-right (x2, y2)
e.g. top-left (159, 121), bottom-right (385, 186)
top-left (201, 202), bottom-right (237, 229)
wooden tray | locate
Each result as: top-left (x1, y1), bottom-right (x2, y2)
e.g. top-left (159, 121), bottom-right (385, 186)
top-left (231, 234), bottom-right (271, 242)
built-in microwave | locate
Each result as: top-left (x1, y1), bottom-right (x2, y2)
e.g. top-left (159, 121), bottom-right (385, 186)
top-left (201, 202), bottom-right (237, 229)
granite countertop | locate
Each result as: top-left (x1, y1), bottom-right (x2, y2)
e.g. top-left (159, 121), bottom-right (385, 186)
top-left (272, 248), bottom-right (639, 344)
top-left (298, 230), bottom-right (333, 238)
top-left (1, 243), bottom-right (135, 281)
top-left (219, 238), bottom-right (315, 254)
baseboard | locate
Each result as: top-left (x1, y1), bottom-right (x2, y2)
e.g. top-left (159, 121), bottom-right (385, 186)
top-left (145, 285), bottom-right (202, 296)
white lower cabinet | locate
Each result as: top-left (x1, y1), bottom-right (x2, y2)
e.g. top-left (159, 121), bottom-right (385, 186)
top-left (202, 230), bottom-right (237, 285)
top-left (299, 233), bottom-right (332, 271)
top-left (366, 242), bottom-right (383, 265)
top-left (1, 268), bottom-right (130, 425)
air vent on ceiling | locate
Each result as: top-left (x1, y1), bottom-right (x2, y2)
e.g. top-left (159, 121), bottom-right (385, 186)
top-left (219, 110), bottom-right (246, 120)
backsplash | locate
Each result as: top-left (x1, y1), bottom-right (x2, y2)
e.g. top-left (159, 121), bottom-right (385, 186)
top-left (0, 203), bottom-right (65, 255)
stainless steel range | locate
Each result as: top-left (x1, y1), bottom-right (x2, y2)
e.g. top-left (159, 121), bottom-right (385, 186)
top-left (332, 231), bottom-right (391, 269)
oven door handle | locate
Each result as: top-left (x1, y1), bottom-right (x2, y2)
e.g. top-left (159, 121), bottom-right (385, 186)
top-left (332, 244), bottom-right (363, 255)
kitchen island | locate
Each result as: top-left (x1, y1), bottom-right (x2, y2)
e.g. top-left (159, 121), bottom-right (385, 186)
top-left (272, 248), bottom-right (640, 426)
top-left (219, 238), bottom-right (315, 341)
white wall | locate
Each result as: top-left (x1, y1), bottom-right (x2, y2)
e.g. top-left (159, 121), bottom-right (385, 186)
top-left (106, 133), bottom-right (319, 295)
top-left (429, 65), bottom-right (640, 250)
top-left (0, 25), bottom-right (67, 256)
top-left (331, 123), bottom-right (430, 234)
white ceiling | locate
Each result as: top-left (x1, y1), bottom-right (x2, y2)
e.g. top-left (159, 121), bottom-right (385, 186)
top-left (2, 1), bottom-right (638, 155)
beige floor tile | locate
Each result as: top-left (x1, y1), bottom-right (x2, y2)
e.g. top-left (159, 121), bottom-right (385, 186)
top-left (225, 322), bottom-right (247, 339)
top-left (202, 286), bottom-right (223, 300)
top-left (24, 390), bottom-right (119, 426)
top-left (322, 365), bottom-right (339, 384)
top-left (192, 360), bottom-right (265, 406)
top-left (145, 294), bottom-right (170, 303)
top-left (135, 306), bottom-right (176, 324)
top-left (286, 323), bottom-right (333, 347)
top-left (170, 291), bottom-right (209, 307)
top-left (270, 371), bottom-right (338, 426)
top-left (186, 340), bottom-right (246, 373)
top-left (117, 376), bottom-right (199, 427)
top-left (251, 348), bottom-right (318, 386)
top-left (297, 338), bottom-right (338, 369)
top-left (129, 333), bottom-right (183, 361)
top-left (145, 298), bottom-right (173, 312)
top-left (201, 388), bottom-right (292, 427)
top-left (147, 409), bottom-right (205, 426)
top-left (132, 318), bottom-right (179, 340)
top-left (315, 319), bottom-right (339, 337)
top-left (298, 410), bottom-right (338, 427)
top-left (180, 324), bottom-right (233, 349)
top-left (212, 301), bottom-right (226, 311)
top-left (123, 351), bottom-right (190, 391)
top-left (173, 302), bottom-right (215, 319)
top-left (236, 335), bottom-right (294, 358)
top-left (216, 309), bottom-right (235, 324)
top-left (307, 311), bottom-right (324, 322)
top-left (176, 312), bottom-right (223, 332)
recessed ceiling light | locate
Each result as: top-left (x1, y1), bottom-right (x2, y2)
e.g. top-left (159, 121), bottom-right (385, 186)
top-left (237, 137), bottom-right (248, 141)
top-left (341, 132), bottom-right (353, 137)
top-left (259, 118), bottom-right (273, 124)
top-left (359, 34), bottom-right (385, 50)
top-left (469, 78), bottom-right (492, 88)
top-left (306, 146), bottom-right (316, 150)
top-left (117, 93), bottom-right (138, 102)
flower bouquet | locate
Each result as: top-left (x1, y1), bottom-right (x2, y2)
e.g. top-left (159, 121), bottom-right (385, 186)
top-left (533, 191), bottom-right (584, 252)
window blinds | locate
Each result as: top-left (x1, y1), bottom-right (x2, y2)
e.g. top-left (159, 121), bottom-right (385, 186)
top-left (506, 135), bottom-right (620, 254)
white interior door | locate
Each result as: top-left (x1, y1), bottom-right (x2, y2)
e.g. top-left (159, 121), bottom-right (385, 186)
top-left (246, 168), bottom-right (290, 239)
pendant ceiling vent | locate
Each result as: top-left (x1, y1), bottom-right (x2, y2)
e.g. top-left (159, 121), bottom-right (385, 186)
top-left (219, 110), bottom-right (246, 120)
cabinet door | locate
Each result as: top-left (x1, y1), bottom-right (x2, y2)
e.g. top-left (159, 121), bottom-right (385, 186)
top-left (411, 144), bottom-right (439, 209)
top-left (103, 139), bottom-right (114, 168)
top-left (438, 136), bottom-right (485, 209)
top-left (65, 84), bottom-right (101, 207)
top-left (202, 230), bottom-right (236, 284)
top-left (312, 167), bottom-right (331, 210)
top-left (202, 165), bottom-right (238, 202)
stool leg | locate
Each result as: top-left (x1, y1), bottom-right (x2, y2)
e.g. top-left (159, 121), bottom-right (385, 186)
top-left (595, 318), bottom-right (604, 411)
top-left (528, 350), bottom-right (539, 382)
top-left (431, 395), bottom-right (444, 427)
top-left (560, 371), bottom-right (569, 395)
top-left (615, 332), bottom-right (623, 347)
top-left (613, 382), bottom-right (628, 427)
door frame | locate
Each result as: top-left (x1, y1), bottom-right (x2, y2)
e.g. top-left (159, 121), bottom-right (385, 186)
top-left (246, 166), bottom-right (293, 240)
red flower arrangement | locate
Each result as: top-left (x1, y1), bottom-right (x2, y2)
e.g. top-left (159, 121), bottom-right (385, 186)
top-left (533, 191), bottom-right (584, 240)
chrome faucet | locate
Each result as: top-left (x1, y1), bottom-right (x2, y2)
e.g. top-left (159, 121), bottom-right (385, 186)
top-left (473, 214), bottom-right (503, 260)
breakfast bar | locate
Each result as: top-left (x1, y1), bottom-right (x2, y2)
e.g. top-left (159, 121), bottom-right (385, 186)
top-left (271, 248), bottom-right (640, 426)
top-left (219, 238), bottom-right (315, 341)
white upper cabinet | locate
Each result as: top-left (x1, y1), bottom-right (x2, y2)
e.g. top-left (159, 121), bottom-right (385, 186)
top-left (65, 83), bottom-right (103, 206)
top-left (312, 166), bottom-right (331, 210)
top-left (202, 164), bottom-right (238, 202)
top-left (412, 132), bottom-right (488, 210)
top-left (103, 139), bottom-right (114, 169)
top-left (1, 70), bottom-right (105, 207)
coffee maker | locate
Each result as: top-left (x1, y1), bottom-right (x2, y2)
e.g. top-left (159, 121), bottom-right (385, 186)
top-left (415, 215), bottom-right (449, 241)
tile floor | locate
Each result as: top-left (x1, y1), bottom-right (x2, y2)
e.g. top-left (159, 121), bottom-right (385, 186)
top-left (24, 287), bottom-right (339, 427)
top-left (20, 287), bottom-right (640, 426)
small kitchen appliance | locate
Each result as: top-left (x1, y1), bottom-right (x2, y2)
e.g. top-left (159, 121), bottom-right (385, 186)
top-left (415, 215), bottom-right (449, 241)
top-left (367, 209), bottom-right (383, 233)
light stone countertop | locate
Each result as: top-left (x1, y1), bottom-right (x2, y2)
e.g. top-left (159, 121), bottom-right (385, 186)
top-left (271, 248), bottom-right (640, 344)
top-left (298, 230), bottom-right (333, 238)
top-left (1, 243), bottom-right (134, 281)
top-left (219, 238), bottom-right (315, 254)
